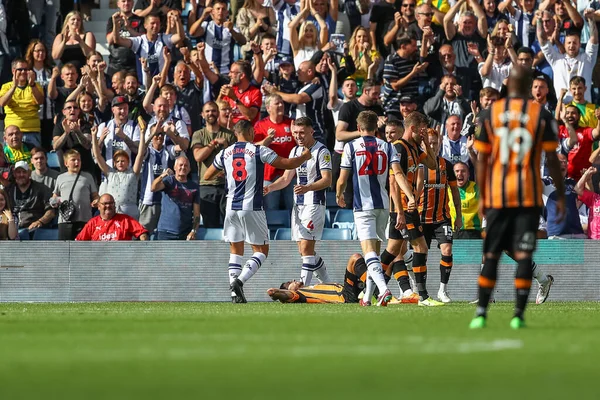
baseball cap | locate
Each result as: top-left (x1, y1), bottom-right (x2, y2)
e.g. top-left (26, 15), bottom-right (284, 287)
top-left (278, 55), bottom-right (293, 66)
top-left (399, 95), bottom-right (415, 104)
top-left (111, 96), bottom-right (128, 107)
top-left (14, 161), bottom-right (29, 171)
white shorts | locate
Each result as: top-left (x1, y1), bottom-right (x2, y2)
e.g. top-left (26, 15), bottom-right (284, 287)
top-left (223, 209), bottom-right (270, 245)
top-left (354, 209), bottom-right (389, 242)
top-left (291, 204), bottom-right (325, 241)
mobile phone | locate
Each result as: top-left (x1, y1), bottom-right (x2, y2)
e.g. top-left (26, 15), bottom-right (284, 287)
top-left (331, 34), bottom-right (345, 54)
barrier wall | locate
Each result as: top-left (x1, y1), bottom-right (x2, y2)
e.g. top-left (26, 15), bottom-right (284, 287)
top-left (0, 240), bottom-right (595, 302)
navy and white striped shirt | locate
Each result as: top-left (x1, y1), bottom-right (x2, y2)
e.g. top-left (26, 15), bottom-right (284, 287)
top-left (273, 0), bottom-right (300, 57)
top-left (200, 21), bottom-right (239, 74)
top-left (289, 141), bottom-right (331, 205)
top-left (295, 82), bottom-right (326, 144)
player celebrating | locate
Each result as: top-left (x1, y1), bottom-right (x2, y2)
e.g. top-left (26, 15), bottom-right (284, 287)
top-left (385, 112), bottom-right (444, 307)
top-left (470, 66), bottom-right (565, 329)
top-left (336, 111), bottom-right (406, 307)
top-left (204, 120), bottom-right (311, 303)
top-left (267, 253), bottom-right (368, 304)
top-left (416, 128), bottom-right (462, 303)
top-left (264, 117), bottom-right (332, 285)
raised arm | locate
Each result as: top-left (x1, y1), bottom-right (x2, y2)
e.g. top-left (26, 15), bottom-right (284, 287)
top-left (133, 131), bottom-right (146, 175)
top-left (264, 168), bottom-right (296, 195)
top-left (443, 0), bottom-right (465, 41)
top-left (270, 148), bottom-right (312, 170)
top-left (143, 75), bottom-right (161, 114)
top-left (469, 0), bottom-right (488, 37)
top-left (189, 7), bottom-right (212, 37)
top-left (564, 0), bottom-right (584, 29)
top-left (289, 5), bottom-right (310, 54)
top-left (196, 42), bottom-right (220, 84)
top-left (91, 126), bottom-right (110, 176)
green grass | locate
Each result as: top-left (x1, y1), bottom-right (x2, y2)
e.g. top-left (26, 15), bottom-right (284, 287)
top-left (0, 302), bottom-right (598, 399)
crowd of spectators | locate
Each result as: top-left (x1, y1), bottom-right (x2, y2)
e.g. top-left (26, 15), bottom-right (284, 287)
top-left (1, 0), bottom-right (600, 241)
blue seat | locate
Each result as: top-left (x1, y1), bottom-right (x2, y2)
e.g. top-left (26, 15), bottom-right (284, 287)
top-left (322, 228), bottom-right (353, 240)
top-left (33, 228), bottom-right (59, 240)
top-left (274, 228), bottom-right (292, 240)
top-left (47, 151), bottom-right (60, 170)
top-left (334, 209), bottom-right (354, 223)
top-left (196, 228), bottom-right (223, 240)
top-left (324, 209), bottom-right (331, 228)
top-left (325, 192), bottom-right (338, 208)
top-left (266, 210), bottom-right (290, 229)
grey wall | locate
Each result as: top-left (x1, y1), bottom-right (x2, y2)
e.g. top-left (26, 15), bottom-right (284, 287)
top-left (0, 240), bottom-right (595, 302)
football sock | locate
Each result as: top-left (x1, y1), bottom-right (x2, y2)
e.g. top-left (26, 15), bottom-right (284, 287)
top-left (531, 261), bottom-right (548, 285)
top-left (365, 251), bottom-right (388, 294)
top-left (476, 258), bottom-right (498, 317)
top-left (391, 259), bottom-right (411, 293)
top-left (313, 254), bottom-right (331, 283)
top-left (380, 250), bottom-right (396, 271)
top-left (228, 254), bottom-right (244, 297)
top-left (514, 258), bottom-right (533, 320)
top-left (301, 255), bottom-right (316, 286)
top-left (238, 252), bottom-right (266, 284)
top-left (440, 255), bottom-right (453, 285)
top-left (412, 252), bottom-right (429, 300)
top-left (364, 274), bottom-right (375, 303)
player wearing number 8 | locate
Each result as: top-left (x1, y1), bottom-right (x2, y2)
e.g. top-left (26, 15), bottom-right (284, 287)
top-left (470, 66), bottom-right (565, 330)
top-left (204, 120), bottom-right (311, 303)
top-left (337, 111), bottom-right (406, 307)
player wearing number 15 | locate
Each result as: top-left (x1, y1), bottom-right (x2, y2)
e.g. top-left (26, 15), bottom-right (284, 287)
top-left (470, 66), bottom-right (566, 330)
top-left (336, 111), bottom-right (404, 307)
top-left (204, 120), bottom-right (311, 303)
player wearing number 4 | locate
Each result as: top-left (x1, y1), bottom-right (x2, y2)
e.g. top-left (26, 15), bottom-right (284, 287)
top-left (264, 117), bottom-right (332, 286)
top-left (204, 120), bottom-right (311, 303)
top-left (337, 111), bottom-right (408, 307)
top-left (470, 67), bottom-right (565, 330)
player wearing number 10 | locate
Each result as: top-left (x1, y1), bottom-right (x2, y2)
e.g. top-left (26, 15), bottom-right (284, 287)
top-left (336, 111), bottom-right (405, 307)
top-left (470, 66), bottom-right (566, 330)
top-left (204, 120), bottom-right (311, 303)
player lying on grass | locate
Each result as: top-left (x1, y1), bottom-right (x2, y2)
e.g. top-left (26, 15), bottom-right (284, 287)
top-left (267, 254), bottom-right (369, 304)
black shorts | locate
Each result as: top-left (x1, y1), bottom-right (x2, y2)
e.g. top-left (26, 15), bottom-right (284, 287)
top-left (454, 229), bottom-right (482, 240)
top-left (422, 221), bottom-right (453, 249)
top-left (389, 210), bottom-right (424, 241)
top-left (483, 207), bottom-right (540, 254)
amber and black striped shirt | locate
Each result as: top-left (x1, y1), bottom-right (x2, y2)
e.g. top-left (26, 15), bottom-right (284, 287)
top-left (419, 156), bottom-right (457, 224)
top-left (474, 97), bottom-right (558, 210)
top-left (390, 139), bottom-right (427, 213)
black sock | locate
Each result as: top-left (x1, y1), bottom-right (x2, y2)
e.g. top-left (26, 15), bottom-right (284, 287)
top-left (514, 258), bottom-right (533, 320)
top-left (391, 260), bottom-right (411, 293)
top-left (413, 252), bottom-right (428, 300)
top-left (381, 250), bottom-right (396, 269)
top-left (440, 255), bottom-right (453, 284)
top-left (476, 258), bottom-right (498, 317)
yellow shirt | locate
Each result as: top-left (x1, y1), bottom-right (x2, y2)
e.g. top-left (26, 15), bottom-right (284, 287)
top-left (448, 181), bottom-right (482, 231)
top-left (0, 82), bottom-right (42, 132)
top-left (571, 101), bottom-right (598, 129)
top-left (417, 0), bottom-right (450, 25)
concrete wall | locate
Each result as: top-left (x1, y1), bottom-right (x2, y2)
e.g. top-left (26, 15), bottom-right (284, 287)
top-left (0, 240), bottom-right (594, 302)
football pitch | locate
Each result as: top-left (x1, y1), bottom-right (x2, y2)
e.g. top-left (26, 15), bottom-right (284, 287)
top-left (0, 302), bottom-right (598, 399)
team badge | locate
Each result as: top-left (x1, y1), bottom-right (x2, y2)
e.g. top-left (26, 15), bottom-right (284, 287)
top-left (284, 127), bottom-right (290, 132)
top-left (323, 154), bottom-right (331, 163)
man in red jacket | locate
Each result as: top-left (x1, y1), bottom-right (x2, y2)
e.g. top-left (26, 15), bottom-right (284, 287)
top-left (76, 194), bottom-right (148, 241)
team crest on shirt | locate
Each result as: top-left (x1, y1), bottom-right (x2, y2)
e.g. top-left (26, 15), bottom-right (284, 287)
top-left (284, 127), bottom-right (290, 132)
top-left (323, 153), bottom-right (331, 163)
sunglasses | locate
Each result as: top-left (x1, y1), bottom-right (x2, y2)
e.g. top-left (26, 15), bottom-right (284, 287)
top-left (15, 68), bottom-right (29, 72)
top-left (418, 12), bottom-right (434, 17)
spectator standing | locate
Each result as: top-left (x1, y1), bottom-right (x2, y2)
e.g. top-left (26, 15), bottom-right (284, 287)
top-left (424, 75), bottom-right (470, 129)
top-left (575, 166), bottom-right (600, 240)
top-left (448, 161), bottom-right (482, 239)
top-left (236, 0), bottom-right (277, 54)
top-left (0, 59), bottom-right (44, 148)
top-left (272, 0), bottom-right (301, 57)
top-left (369, 0), bottom-right (400, 59)
top-left (8, 161), bottom-right (55, 239)
top-left (52, 150), bottom-right (99, 240)
top-left (49, 63), bottom-right (79, 114)
top-left (76, 194), bottom-right (149, 241)
top-left (254, 94), bottom-right (296, 210)
top-left (306, 0), bottom-right (338, 40)
top-left (106, 0), bottom-right (145, 76)
top-left (288, 3), bottom-right (329, 69)
top-left (52, 100), bottom-right (95, 175)
top-left (345, 26), bottom-right (382, 92)
top-left (151, 156), bottom-right (201, 240)
top-left (0, 188), bottom-right (17, 240)
top-left (51, 11), bottom-right (97, 72)
top-left (191, 102), bottom-right (236, 227)
top-left (97, 96), bottom-right (141, 169)
top-left (558, 104), bottom-right (600, 181)
top-left (440, 115), bottom-right (476, 166)
top-left (499, 0), bottom-right (536, 48)
top-left (144, 96), bottom-right (190, 156)
top-left (218, 60), bottom-right (262, 125)
top-left (30, 148), bottom-right (59, 192)
top-left (174, 48), bottom-right (204, 133)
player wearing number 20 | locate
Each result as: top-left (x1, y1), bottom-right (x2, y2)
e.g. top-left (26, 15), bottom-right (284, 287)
top-left (263, 117), bottom-right (332, 286)
top-left (204, 120), bottom-right (311, 303)
top-left (336, 111), bottom-right (406, 307)
top-left (470, 66), bottom-right (565, 330)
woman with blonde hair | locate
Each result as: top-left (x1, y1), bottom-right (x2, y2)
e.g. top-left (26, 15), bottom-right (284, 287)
top-left (289, 0), bottom-right (329, 69)
top-left (236, 0), bottom-right (277, 53)
top-left (25, 40), bottom-right (55, 151)
top-left (51, 11), bottom-right (97, 71)
top-left (345, 26), bottom-right (381, 93)
top-left (0, 189), bottom-right (17, 240)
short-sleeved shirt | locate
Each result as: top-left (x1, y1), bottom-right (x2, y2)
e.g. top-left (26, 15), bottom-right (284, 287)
top-left (419, 156), bottom-right (457, 224)
top-left (129, 34), bottom-right (174, 85)
top-left (253, 117), bottom-right (295, 181)
top-left (223, 84), bottom-right (262, 125)
top-left (199, 21), bottom-right (241, 74)
top-left (382, 52), bottom-right (418, 114)
top-left (213, 142), bottom-right (278, 211)
top-left (191, 127), bottom-right (236, 186)
top-left (289, 142), bottom-right (332, 206)
top-left (8, 181), bottom-right (53, 228)
top-left (542, 176), bottom-right (582, 236)
top-left (579, 189), bottom-right (600, 239)
top-left (52, 119), bottom-right (96, 175)
top-left (98, 119), bottom-right (141, 168)
top-left (157, 175), bottom-right (200, 235)
top-left (3, 144), bottom-right (31, 167)
top-left (54, 171), bottom-right (98, 223)
top-left (558, 125), bottom-right (595, 181)
top-left (336, 99), bottom-right (384, 152)
top-left (392, 139), bottom-right (427, 212)
top-left (103, 169), bottom-right (139, 211)
top-left (570, 101), bottom-right (599, 129)
top-left (295, 82), bottom-right (326, 143)
top-left (0, 82), bottom-right (42, 132)
top-left (341, 135), bottom-right (400, 211)
top-left (106, 13), bottom-right (145, 74)
top-left (76, 213), bottom-right (148, 241)
top-left (31, 169), bottom-right (60, 192)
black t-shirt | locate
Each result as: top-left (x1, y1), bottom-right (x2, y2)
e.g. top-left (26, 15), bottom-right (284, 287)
top-left (451, 33), bottom-right (486, 71)
top-left (54, 87), bottom-right (76, 115)
top-left (176, 81), bottom-right (203, 132)
top-left (338, 99), bottom-right (385, 134)
top-left (52, 119), bottom-right (96, 175)
top-left (407, 23), bottom-right (446, 66)
top-left (369, 0), bottom-right (401, 58)
top-left (134, 0), bottom-right (181, 31)
top-left (106, 14), bottom-right (145, 74)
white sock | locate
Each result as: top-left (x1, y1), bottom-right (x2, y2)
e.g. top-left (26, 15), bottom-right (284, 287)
top-left (440, 282), bottom-right (447, 292)
top-left (238, 252), bottom-right (266, 284)
top-left (402, 289), bottom-right (414, 297)
top-left (364, 274), bottom-right (375, 303)
top-left (408, 270), bottom-right (417, 291)
top-left (301, 255), bottom-right (316, 286)
top-left (228, 254), bottom-right (244, 297)
top-left (313, 254), bottom-right (331, 283)
top-left (532, 261), bottom-right (548, 285)
top-left (365, 251), bottom-right (388, 294)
